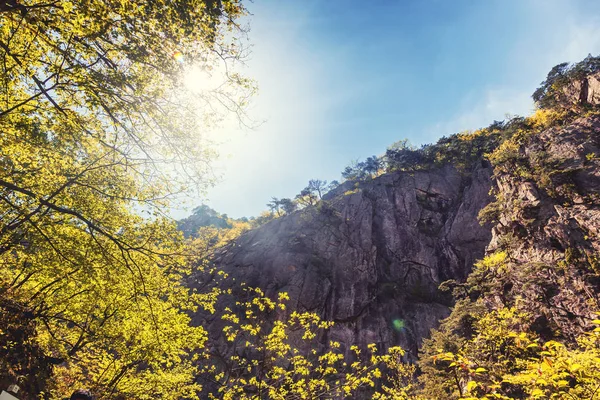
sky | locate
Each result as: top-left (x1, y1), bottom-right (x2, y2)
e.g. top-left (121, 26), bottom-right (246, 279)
top-left (171, 0), bottom-right (600, 219)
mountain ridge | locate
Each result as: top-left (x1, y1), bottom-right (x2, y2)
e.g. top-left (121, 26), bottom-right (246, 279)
top-left (184, 56), bottom-right (600, 399)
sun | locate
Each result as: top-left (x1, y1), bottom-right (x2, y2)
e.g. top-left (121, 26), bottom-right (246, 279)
top-left (182, 64), bottom-right (222, 94)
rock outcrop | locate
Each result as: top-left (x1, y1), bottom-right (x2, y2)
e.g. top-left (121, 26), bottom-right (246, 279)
top-left (484, 115), bottom-right (600, 341)
top-left (185, 57), bottom-right (600, 399)
top-left (195, 163), bottom-right (494, 358)
top-left (562, 72), bottom-right (600, 107)
top-left (189, 59), bottom-right (600, 372)
top-left (192, 115), bottom-right (600, 361)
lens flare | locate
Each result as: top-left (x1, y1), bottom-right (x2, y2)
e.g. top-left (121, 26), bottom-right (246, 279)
top-left (173, 51), bottom-right (184, 63)
top-left (392, 319), bottom-right (405, 331)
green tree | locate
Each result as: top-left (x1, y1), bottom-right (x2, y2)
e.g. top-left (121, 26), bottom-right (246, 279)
top-left (308, 179), bottom-right (328, 199)
top-left (267, 197), bottom-right (284, 217)
top-left (384, 140), bottom-right (425, 172)
top-left (295, 188), bottom-right (318, 208)
top-left (178, 205), bottom-right (233, 238)
top-left (0, 0), bottom-right (252, 398)
top-left (279, 198), bottom-right (297, 214)
top-left (341, 157), bottom-right (382, 181)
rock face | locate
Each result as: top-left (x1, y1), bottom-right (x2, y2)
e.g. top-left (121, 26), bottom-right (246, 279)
top-left (562, 72), bottom-right (600, 107)
top-left (485, 115), bottom-right (600, 341)
top-left (490, 116), bottom-right (600, 254)
top-left (585, 73), bottom-right (600, 105)
top-left (190, 61), bottom-right (600, 366)
top-left (200, 164), bottom-right (494, 357)
top-left (186, 65), bottom-right (600, 399)
top-left (190, 113), bottom-right (600, 365)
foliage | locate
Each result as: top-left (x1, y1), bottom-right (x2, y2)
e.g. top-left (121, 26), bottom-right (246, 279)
top-left (431, 128), bottom-right (504, 171)
top-left (2, 9), bottom-right (598, 398)
top-left (250, 210), bottom-right (278, 227)
top-left (533, 54), bottom-right (600, 110)
top-left (278, 198), bottom-right (298, 214)
top-left (420, 307), bottom-right (600, 400)
top-left (0, 181), bottom-right (209, 397)
top-left (267, 197), bottom-right (286, 217)
top-left (421, 93), bottom-right (600, 397)
top-left (259, 180), bottom-right (340, 222)
top-left (343, 188), bottom-right (361, 196)
top-left (289, 179), bottom-right (339, 210)
top-left (345, 127), bottom-right (504, 184)
top-left (197, 287), bottom-right (415, 399)
top-left (478, 107), bottom-right (572, 225)
top-left (384, 140), bottom-right (425, 172)
top-left (307, 179), bottom-right (329, 199)
top-left (342, 157), bottom-right (382, 181)
top-left (178, 205), bottom-right (233, 238)
top-left (419, 151), bottom-right (600, 400)
top-left (0, 0), bottom-right (252, 397)
top-left (294, 179), bottom-right (330, 207)
top-left (211, 56), bottom-right (600, 400)
top-left (0, 299), bottom-right (54, 394)
top-left (372, 347), bottom-right (420, 400)
top-left (501, 324), bottom-right (600, 399)
top-left (189, 219), bottom-right (252, 258)
top-left (295, 188), bottom-right (318, 208)
top-left (532, 62), bottom-right (572, 109)
top-left (380, 109), bottom-right (571, 180)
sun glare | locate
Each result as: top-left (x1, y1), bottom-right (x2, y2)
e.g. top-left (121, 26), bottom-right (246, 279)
top-left (182, 64), bottom-right (222, 94)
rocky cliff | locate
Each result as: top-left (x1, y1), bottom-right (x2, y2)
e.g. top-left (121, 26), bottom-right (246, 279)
top-left (478, 113), bottom-right (600, 342)
top-left (412, 68), bottom-right (600, 398)
top-left (190, 59), bottom-right (600, 376)
top-left (194, 163), bottom-right (494, 358)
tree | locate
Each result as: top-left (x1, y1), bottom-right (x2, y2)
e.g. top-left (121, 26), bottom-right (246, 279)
top-left (252, 210), bottom-right (277, 227)
top-left (341, 160), bottom-right (368, 181)
top-left (532, 62), bottom-right (571, 109)
top-left (362, 156), bottom-right (382, 177)
top-left (178, 205), bottom-right (233, 238)
top-left (294, 179), bottom-right (330, 208)
top-left (341, 157), bottom-right (382, 181)
top-left (295, 188), bottom-right (318, 208)
top-left (533, 55), bottom-right (600, 109)
top-left (308, 179), bottom-right (328, 199)
top-left (383, 139), bottom-right (426, 172)
top-left (266, 197), bottom-right (297, 216)
top-left (295, 179), bottom-right (332, 208)
top-left (0, 1), bottom-right (252, 397)
top-left (267, 197), bottom-right (283, 217)
top-left (279, 198), bottom-right (297, 214)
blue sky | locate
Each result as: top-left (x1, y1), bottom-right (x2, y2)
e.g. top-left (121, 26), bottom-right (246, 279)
top-left (172, 0), bottom-right (600, 219)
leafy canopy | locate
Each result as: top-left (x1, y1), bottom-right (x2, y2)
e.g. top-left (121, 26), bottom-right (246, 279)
top-left (0, 0), bottom-right (252, 397)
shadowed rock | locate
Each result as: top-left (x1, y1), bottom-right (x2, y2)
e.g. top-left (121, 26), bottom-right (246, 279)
top-left (192, 163), bottom-right (494, 358)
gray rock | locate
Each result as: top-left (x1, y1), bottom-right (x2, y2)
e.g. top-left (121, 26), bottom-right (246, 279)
top-left (562, 72), bottom-right (600, 107)
top-left (193, 164), bottom-right (494, 358)
top-left (486, 115), bottom-right (600, 341)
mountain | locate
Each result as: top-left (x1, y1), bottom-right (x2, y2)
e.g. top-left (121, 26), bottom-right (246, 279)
top-left (177, 205), bottom-right (234, 238)
top-left (193, 162), bottom-right (493, 358)
top-left (186, 56), bottom-right (600, 399)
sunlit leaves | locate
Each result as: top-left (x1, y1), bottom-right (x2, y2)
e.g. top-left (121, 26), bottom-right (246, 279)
top-left (0, 0), bottom-right (250, 398)
top-left (199, 287), bottom-right (415, 399)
